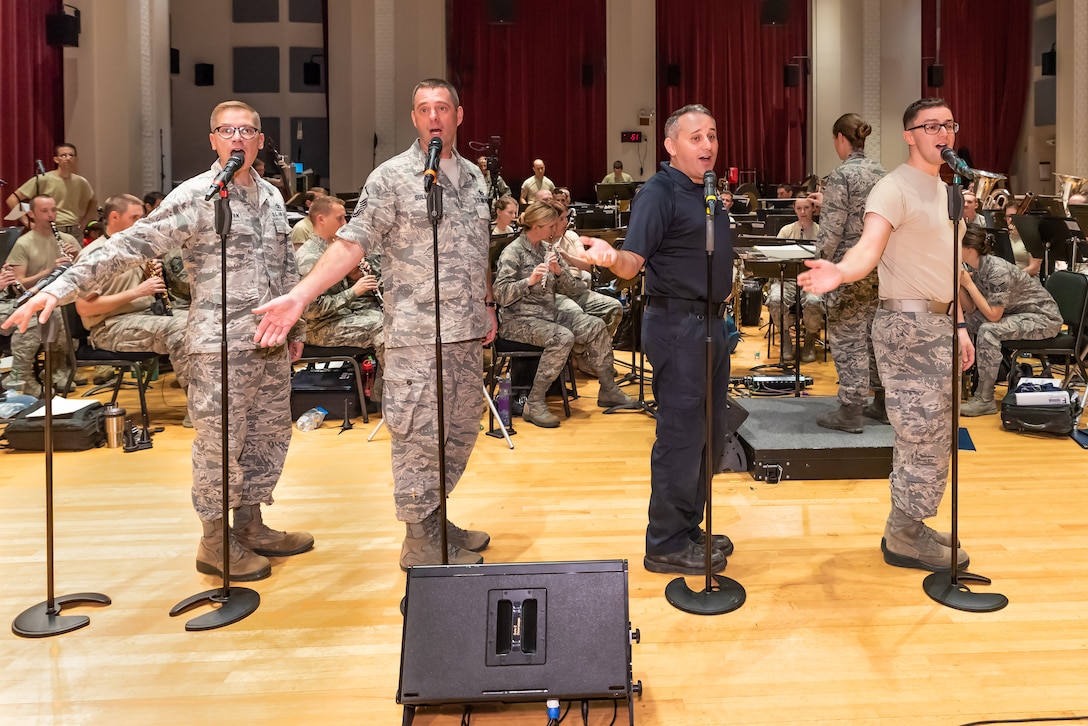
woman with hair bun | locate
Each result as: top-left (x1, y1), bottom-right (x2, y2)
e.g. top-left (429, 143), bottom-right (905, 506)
top-left (959, 226), bottom-right (1062, 416)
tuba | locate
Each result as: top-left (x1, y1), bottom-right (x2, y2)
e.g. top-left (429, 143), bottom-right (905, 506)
top-left (971, 169), bottom-right (1009, 210)
top-left (1055, 173), bottom-right (1088, 215)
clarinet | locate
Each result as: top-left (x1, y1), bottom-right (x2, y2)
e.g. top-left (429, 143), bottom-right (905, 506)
top-left (2, 262), bottom-right (27, 296)
top-left (144, 260), bottom-right (173, 316)
top-left (358, 257), bottom-right (384, 308)
top-left (50, 221), bottom-right (76, 263)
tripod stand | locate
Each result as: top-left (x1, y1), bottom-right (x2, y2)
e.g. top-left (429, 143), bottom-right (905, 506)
top-left (605, 271), bottom-right (656, 418)
top-left (12, 315), bottom-right (111, 637)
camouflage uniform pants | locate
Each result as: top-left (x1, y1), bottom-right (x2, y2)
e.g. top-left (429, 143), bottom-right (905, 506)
top-left (4, 315), bottom-right (73, 397)
top-left (966, 310), bottom-right (1061, 399)
top-left (305, 310), bottom-right (385, 367)
top-left (872, 310), bottom-right (953, 520)
top-left (385, 341), bottom-right (482, 523)
top-left (501, 308), bottom-right (612, 396)
top-left (825, 280), bottom-right (880, 406)
top-left (89, 309), bottom-right (191, 389)
top-left (766, 279), bottom-right (824, 335)
top-left (189, 347), bottom-right (292, 521)
top-left (559, 289), bottom-right (624, 337)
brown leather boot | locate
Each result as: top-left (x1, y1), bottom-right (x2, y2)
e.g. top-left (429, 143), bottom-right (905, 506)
top-left (816, 403), bottom-right (864, 434)
top-left (232, 504), bottom-right (314, 557)
top-left (196, 518), bottom-right (272, 581)
top-left (400, 511), bottom-right (484, 570)
top-left (881, 507), bottom-right (969, 571)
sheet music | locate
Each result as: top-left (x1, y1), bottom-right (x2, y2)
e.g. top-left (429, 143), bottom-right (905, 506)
top-left (752, 243), bottom-right (815, 259)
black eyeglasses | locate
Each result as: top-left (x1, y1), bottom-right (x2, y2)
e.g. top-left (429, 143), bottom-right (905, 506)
top-left (213, 125), bottom-right (261, 140)
top-left (906, 121), bottom-right (960, 135)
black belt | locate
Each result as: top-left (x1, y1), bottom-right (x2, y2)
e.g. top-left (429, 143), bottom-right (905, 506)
top-left (645, 295), bottom-right (728, 318)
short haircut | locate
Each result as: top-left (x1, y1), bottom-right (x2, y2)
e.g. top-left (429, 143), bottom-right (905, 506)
top-left (613, 160), bottom-right (623, 170)
top-left (664, 104), bottom-right (713, 140)
top-left (142, 191), bottom-right (166, 208)
top-left (103, 193), bottom-right (142, 218)
top-left (493, 195), bottom-right (518, 214)
top-left (210, 100), bottom-right (261, 130)
top-left (54, 142), bottom-right (77, 156)
top-left (309, 195), bottom-right (345, 218)
top-left (412, 78), bottom-right (459, 109)
top-left (902, 97), bottom-right (948, 129)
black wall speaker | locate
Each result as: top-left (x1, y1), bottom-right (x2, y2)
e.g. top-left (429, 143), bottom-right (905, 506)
top-left (45, 13), bottom-right (80, 47)
top-left (398, 560), bottom-right (636, 710)
top-left (303, 60), bottom-right (321, 86)
top-left (170, 48), bottom-right (180, 75)
top-left (783, 63), bottom-right (801, 88)
top-left (927, 64), bottom-right (945, 88)
top-left (761, 0), bottom-right (789, 25)
top-left (1042, 47), bottom-right (1056, 76)
top-left (487, 0), bottom-right (516, 24)
top-left (665, 63), bottom-right (681, 87)
top-left (194, 63), bottom-right (215, 87)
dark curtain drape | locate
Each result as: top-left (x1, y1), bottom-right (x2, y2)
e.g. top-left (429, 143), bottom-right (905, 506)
top-left (921, 0), bottom-right (1032, 176)
top-left (656, 0), bottom-right (809, 188)
top-left (446, 0), bottom-right (607, 203)
top-left (0, 0), bottom-right (64, 225)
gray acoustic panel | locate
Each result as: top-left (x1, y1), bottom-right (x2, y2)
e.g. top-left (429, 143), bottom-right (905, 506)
top-left (232, 0), bottom-right (278, 23)
top-left (289, 0), bottom-right (323, 23)
top-left (1033, 13), bottom-right (1056, 60)
top-left (1034, 77), bottom-right (1056, 127)
top-left (289, 46), bottom-right (325, 93)
top-left (233, 47), bottom-right (280, 93)
top-left (290, 116), bottom-right (329, 182)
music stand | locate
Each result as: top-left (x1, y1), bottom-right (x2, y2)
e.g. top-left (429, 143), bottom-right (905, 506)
top-left (1012, 215), bottom-right (1067, 282)
top-left (1, 226), bottom-right (21, 266)
top-left (595, 182), bottom-right (637, 206)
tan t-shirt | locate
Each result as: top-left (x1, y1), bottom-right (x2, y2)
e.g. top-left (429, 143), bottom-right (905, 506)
top-left (14, 172), bottom-right (94, 228)
top-left (865, 163), bottom-right (958, 302)
top-left (78, 237), bottom-right (152, 329)
top-left (7, 229), bottom-right (79, 278)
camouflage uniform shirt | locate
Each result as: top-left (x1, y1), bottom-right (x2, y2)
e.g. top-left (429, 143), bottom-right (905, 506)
top-left (493, 233), bottom-right (588, 319)
top-left (335, 143), bottom-right (490, 348)
top-left (815, 151), bottom-right (887, 265)
top-left (295, 235), bottom-right (382, 333)
top-left (43, 161), bottom-right (303, 353)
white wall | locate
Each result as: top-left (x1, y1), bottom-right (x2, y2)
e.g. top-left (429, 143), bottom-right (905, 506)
top-left (811, 0), bottom-right (865, 176)
top-left (605, 0), bottom-right (657, 181)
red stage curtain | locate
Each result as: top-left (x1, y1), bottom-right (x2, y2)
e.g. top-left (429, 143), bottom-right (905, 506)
top-left (921, 0), bottom-right (1032, 177)
top-left (446, 0), bottom-right (607, 204)
top-left (655, 0), bottom-right (809, 188)
top-left (0, 0), bottom-right (64, 224)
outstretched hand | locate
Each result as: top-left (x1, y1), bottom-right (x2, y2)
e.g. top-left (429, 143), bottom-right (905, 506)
top-left (579, 237), bottom-right (618, 269)
top-left (252, 294), bottom-right (305, 348)
top-left (1, 293), bottom-right (58, 333)
top-left (797, 259), bottom-right (843, 295)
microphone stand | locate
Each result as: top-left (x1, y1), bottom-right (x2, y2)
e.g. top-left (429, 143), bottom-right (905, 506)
top-left (921, 179), bottom-right (1007, 613)
top-left (664, 190), bottom-right (746, 615)
top-left (12, 315), bottom-right (111, 637)
top-left (427, 180), bottom-right (451, 565)
top-left (169, 184), bottom-right (261, 630)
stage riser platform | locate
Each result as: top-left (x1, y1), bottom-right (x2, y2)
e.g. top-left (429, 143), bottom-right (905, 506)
top-left (735, 397), bottom-right (893, 482)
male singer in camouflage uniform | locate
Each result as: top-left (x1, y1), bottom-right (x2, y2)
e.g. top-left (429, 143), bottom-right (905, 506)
top-left (5, 101), bottom-right (313, 582)
top-left (493, 201), bottom-right (630, 428)
top-left (252, 79), bottom-right (499, 570)
top-left (811, 113), bottom-right (887, 433)
top-left (75, 194), bottom-right (191, 392)
top-left (3, 195), bottom-right (79, 397)
top-left (294, 195), bottom-right (385, 400)
top-left (799, 98), bottom-right (973, 573)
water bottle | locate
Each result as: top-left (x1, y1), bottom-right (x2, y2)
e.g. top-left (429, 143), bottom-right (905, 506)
top-left (296, 406), bottom-right (328, 431)
top-left (496, 373), bottom-right (511, 427)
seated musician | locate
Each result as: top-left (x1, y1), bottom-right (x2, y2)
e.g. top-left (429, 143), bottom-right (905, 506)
top-left (294, 195), bottom-right (384, 402)
top-left (75, 194), bottom-right (190, 397)
top-left (493, 201), bottom-right (631, 428)
top-left (765, 196), bottom-right (825, 362)
top-left (492, 195), bottom-right (519, 235)
top-left (1004, 206), bottom-right (1042, 277)
top-left (1, 265), bottom-right (16, 348)
top-left (958, 227), bottom-right (1062, 416)
top-left (963, 191), bottom-right (984, 227)
top-left (289, 188), bottom-right (329, 249)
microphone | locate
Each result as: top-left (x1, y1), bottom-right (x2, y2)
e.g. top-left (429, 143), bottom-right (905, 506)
top-left (423, 137), bottom-right (442, 191)
top-left (940, 148), bottom-right (975, 180)
top-left (36, 160), bottom-right (45, 176)
top-left (14, 262), bottom-right (71, 308)
top-left (205, 150), bottom-right (246, 201)
top-left (703, 170), bottom-right (718, 215)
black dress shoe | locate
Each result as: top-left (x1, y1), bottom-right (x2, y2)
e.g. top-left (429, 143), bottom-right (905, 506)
top-left (693, 529), bottom-right (734, 557)
top-left (644, 541), bottom-right (726, 575)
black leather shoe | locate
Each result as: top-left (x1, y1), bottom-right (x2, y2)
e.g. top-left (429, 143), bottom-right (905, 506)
top-left (693, 529), bottom-right (734, 557)
top-left (644, 541), bottom-right (726, 575)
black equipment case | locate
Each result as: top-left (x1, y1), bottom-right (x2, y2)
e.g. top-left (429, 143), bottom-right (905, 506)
top-left (3, 401), bottom-right (106, 451)
top-left (290, 366), bottom-right (362, 420)
top-left (1000, 396), bottom-right (1079, 435)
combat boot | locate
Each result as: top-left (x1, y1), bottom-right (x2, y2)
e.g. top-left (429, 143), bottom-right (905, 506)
top-left (196, 518), bottom-right (272, 581)
top-left (400, 510), bottom-right (485, 570)
top-left (597, 379), bottom-right (633, 407)
top-left (523, 396), bottom-right (560, 428)
top-left (863, 387), bottom-right (890, 424)
top-left (883, 508), bottom-right (957, 548)
top-left (881, 507), bottom-right (969, 571)
top-left (800, 335), bottom-right (817, 363)
top-left (815, 403), bottom-right (864, 434)
top-left (781, 334), bottom-right (796, 361)
top-left (447, 519), bottom-right (491, 552)
top-left (232, 504), bottom-right (315, 557)
top-left (960, 395), bottom-right (997, 417)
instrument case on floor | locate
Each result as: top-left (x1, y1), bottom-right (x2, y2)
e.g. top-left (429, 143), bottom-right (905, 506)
top-left (2, 401), bottom-right (106, 451)
top-left (290, 366), bottom-right (363, 420)
top-left (1000, 395), bottom-right (1080, 435)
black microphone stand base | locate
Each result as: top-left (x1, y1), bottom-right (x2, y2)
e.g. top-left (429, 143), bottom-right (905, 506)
top-left (603, 399), bottom-right (657, 418)
top-left (12, 593), bottom-right (112, 638)
top-left (922, 571), bottom-right (1008, 613)
top-left (169, 586), bottom-right (261, 631)
top-left (664, 575), bottom-right (746, 615)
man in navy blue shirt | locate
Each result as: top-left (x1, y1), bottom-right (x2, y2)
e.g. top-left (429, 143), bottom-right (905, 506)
top-left (583, 104), bottom-right (733, 575)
